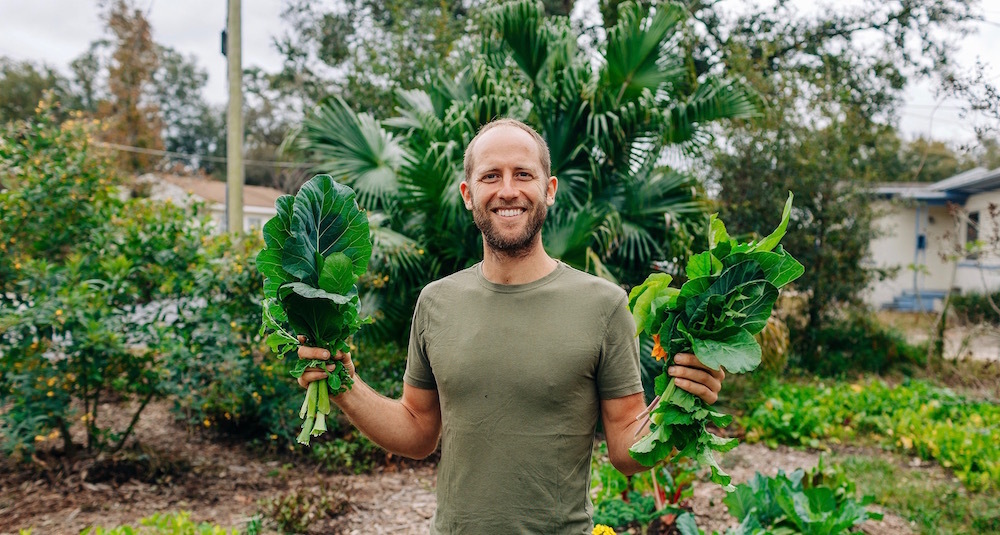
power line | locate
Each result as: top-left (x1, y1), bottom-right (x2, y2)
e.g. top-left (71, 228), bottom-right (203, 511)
top-left (93, 141), bottom-right (310, 169)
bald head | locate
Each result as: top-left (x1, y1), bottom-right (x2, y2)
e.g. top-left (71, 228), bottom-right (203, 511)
top-left (463, 119), bottom-right (551, 182)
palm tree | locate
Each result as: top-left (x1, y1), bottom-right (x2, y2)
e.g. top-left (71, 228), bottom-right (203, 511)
top-left (291, 0), bottom-right (758, 341)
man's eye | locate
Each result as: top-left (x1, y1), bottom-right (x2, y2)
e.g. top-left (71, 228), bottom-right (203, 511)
top-left (481, 174), bottom-right (500, 182)
top-left (516, 172), bottom-right (533, 180)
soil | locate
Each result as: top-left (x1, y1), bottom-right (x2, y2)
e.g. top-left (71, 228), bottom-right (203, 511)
top-left (0, 399), bottom-right (920, 535)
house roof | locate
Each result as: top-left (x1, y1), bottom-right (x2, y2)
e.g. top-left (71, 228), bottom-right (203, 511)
top-left (874, 166), bottom-right (1000, 203)
top-left (158, 174), bottom-right (285, 209)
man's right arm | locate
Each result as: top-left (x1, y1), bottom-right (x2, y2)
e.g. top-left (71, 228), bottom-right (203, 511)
top-left (297, 347), bottom-right (442, 460)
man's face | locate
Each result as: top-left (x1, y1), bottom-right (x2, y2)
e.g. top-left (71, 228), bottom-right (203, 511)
top-left (460, 126), bottom-right (557, 257)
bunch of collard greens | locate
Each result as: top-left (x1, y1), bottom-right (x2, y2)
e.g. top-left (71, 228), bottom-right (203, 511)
top-left (628, 193), bottom-right (803, 489)
top-left (256, 174), bottom-right (372, 445)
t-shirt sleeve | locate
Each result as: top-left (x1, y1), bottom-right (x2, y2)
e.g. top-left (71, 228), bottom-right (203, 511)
top-left (596, 293), bottom-right (644, 399)
top-left (403, 292), bottom-right (437, 390)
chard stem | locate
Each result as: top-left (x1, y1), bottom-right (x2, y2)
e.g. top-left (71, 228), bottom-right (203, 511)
top-left (297, 416), bottom-right (315, 445)
top-left (636, 394), bottom-right (662, 421)
top-left (317, 379), bottom-right (331, 415)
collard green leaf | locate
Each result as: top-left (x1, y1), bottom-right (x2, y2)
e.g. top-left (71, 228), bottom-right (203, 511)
top-left (283, 175), bottom-right (372, 286)
top-left (256, 248), bottom-right (292, 300)
top-left (691, 328), bottom-right (761, 373)
top-left (686, 250), bottom-right (722, 280)
top-left (724, 280), bottom-right (779, 334)
top-left (752, 192), bottom-right (793, 253)
top-left (262, 194), bottom-right (295, 250)
top-left (708, 213), bottom-right (729, 250)
top-left (318, 252), bottom-right (356, 295)
top-left (628, 272), bottom-right (674, 336)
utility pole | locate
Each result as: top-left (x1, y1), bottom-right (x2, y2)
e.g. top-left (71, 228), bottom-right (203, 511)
top-left (224, 0), bottom-right (244, 233)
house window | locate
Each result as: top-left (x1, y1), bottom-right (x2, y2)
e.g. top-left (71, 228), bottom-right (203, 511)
top-left (966, 211), bottom-right (980, 259)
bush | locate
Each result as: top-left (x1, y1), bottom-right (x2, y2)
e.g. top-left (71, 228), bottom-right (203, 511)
top-left (951, 291), bottom-right (1000, 326)
top-left (793, 311), bottom-right (925, 376)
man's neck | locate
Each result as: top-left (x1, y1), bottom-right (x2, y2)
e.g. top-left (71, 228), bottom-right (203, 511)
top-left (480, 242), bottom-right (558, 285)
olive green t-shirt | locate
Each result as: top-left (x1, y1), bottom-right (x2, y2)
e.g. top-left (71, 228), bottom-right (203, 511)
top-left (404, 262), bottom-right (643, 534)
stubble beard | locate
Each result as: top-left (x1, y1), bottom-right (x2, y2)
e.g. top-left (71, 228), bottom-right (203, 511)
top-left (471, 200), bottom-right (548, 259)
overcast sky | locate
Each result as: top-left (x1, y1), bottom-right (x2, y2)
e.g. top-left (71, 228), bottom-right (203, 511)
top-left (1, 0), bottom-right (997, 144)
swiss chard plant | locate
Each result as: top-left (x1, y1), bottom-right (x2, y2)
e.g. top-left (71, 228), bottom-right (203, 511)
top-left (256, 175), bottom-right (372, 445)
top-left (628, 193), bottom-right (804, 489)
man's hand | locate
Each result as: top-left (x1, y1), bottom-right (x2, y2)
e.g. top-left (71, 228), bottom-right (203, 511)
top-left (668, 352), bottom-right (725, 404)
top-left (296, 335), bottom-right (356, 389)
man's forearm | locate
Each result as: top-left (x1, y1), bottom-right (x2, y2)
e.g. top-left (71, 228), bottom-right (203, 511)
top-left (331, 377), bottom-right (441, 459)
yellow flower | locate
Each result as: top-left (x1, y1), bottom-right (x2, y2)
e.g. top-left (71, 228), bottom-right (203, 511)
top-left (46, 391), bottom-right (54, 397)
top-left (593, 525), bottom-right (617, 535)
top-left (55, 309), bottom-right (63, 316)
top-left (203, 418), bottom-right (211, 428)
top-left (46, 377), bottom-right (56, 387)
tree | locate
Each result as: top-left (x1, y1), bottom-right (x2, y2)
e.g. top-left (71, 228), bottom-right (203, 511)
top-left (691, 0), bottom-right (979, 363)
top-left (273, 0), bottom-right (473, 117)
top-left (0, 58), bottom-right (73, 124)
top-left (151, 46), bottom-right (225, 174)
top-left (291, 0), bottom-right (757, 341)
top-left (97, 0), bottom-right (163, 173)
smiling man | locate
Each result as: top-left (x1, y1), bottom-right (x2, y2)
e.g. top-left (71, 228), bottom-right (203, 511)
top-left (297, 118), bottom-right (725, 533)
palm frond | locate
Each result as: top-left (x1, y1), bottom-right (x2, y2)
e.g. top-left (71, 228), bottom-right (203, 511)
top-left (487, 0), bottom-right (550, 83)
top-left (299, 96), bottom-right (406, 211)
top-left (662, 77), bottom-right (759, 145)
top-left (602, 2), bottom-right (688, 105)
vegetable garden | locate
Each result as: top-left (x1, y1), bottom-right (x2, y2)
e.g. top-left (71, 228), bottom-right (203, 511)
top-left (3, 2), bottom-right (1000, 531)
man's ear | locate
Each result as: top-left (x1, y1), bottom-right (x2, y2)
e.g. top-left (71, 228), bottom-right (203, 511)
top-left (460, 180), bottom-right (473, 210)
top-left (545, 176), bottom-right (558, 206)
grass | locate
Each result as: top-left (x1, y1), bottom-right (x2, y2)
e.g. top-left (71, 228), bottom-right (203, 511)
top-left (833, 453), bottom-right (1000, 534)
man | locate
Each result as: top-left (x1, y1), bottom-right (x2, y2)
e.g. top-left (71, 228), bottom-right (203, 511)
top-left (297, 119), bottom-right (725, 533)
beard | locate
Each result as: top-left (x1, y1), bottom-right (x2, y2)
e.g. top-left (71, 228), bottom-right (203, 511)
top-left (471, 199), bottom-right (548, 258)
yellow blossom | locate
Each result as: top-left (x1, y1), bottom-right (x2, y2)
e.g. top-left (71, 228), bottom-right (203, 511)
top-left (593, 526), bottom-right (617, 535)
top-left (46, 377), bottom-right (56, 387)
top-left (35, 435), bottom-right (46, 443)
top-left (203, 418), bottom-right (211, 427)
top-left (55, 309), bottom-right (63, 316)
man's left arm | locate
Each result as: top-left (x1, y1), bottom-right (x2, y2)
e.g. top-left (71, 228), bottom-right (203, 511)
top-left (600, 353), bottom-right (725, 476)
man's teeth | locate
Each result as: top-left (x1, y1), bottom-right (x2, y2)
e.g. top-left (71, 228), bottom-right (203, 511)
top-left (497, 208), bottom-right (524, 217)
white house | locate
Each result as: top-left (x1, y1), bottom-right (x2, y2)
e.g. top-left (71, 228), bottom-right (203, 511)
top-left (135, 173), bottom-right (284, 233)
top-left (866, 167), bottom-right (1000, 311)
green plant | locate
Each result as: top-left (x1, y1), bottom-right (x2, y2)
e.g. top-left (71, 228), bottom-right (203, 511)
top-left (80, 511), bottom-right (237, 534)
top-left (721, 469), bottom-right (881, 534)
top-left (628, 194), bottom-right (804, 488)
top-left (257, 174), bottom-right (373, 445)
top-left (743, 379), bottom-right (1000, 491)
top-left (259, 485), bottom-right (350, 534)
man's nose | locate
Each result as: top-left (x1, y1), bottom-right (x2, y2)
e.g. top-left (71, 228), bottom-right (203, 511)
top-left (497, 175), bottom-right (519, 199)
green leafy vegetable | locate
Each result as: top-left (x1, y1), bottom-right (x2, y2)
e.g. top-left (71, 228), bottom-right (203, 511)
top-left (628, 193), bottom-right (804, 489)
top-left (256, 175), bottom-right (373, 445)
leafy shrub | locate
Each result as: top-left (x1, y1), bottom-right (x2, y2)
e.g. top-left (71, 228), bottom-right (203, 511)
top-left (951, 291), bottom-right (1000, 326)
top-left (795, 312), bottom-right (925, 375)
